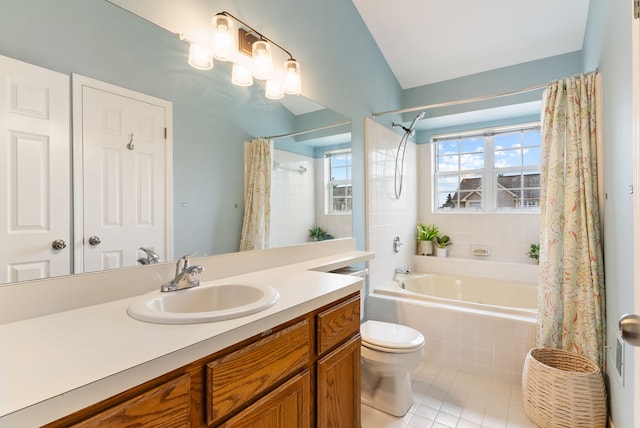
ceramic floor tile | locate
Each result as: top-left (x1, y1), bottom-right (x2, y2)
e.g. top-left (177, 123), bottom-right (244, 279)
top-left (361, 362), bottom-right (535, 428)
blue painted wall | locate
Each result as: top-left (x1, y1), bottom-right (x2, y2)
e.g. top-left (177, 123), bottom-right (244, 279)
top-left (0, 0), bottom-right (402, 257)
top-left (583, 1), bottom-right (635, 426)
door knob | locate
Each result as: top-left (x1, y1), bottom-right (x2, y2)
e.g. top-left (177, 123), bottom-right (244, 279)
top-left (619, 314), bottom-right (640, 347)
top-left (88, 236), bottom-right (102, 246)
top-left (52, 239), bottom-right (67, 250)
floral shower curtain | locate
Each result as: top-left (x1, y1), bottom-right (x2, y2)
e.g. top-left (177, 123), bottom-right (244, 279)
top-left (239, 138), bottom-right (272, 251)
top-left (537, 71), bottom-right (605, 367)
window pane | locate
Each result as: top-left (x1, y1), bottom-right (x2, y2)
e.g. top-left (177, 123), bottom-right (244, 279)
top-left (438, 141), bottom-right (458, 155)
top-left (460, 138), bottom-right (483, 153)
top-left (331, 168), bottom-right (348, 180)
top-left (523, 131), bottom-right (541, 147)
top-left (495, 172), bottom-right (540, 209)
top-left (523, 146), bottom-right (541, 166)
top-left (459, 153), bottom-right (484, 170)
top-left (438, 175), bottom-right (459, 192)
top-left (438, 154), bottom-right (459, 172)
top-left (494, 133), bottom-right (521, 149)
top-left (437, 173), bottom-right (482, 209)
top-left (494, 148), bottom-right (522, 168)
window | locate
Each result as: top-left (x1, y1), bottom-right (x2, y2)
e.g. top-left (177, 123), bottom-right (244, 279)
top-left (326, 149), bottom-right (352, 213)
top-left (433, 123), bottom-right (541, 212)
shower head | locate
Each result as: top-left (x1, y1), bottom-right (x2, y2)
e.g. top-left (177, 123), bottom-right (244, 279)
top-left (392, 112), bottom-right (425, 137)
top-left (408, 111), bottom-right (425, 133)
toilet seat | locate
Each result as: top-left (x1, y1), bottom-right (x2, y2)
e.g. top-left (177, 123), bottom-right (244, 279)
top-left (361, 320), bottom-right (424, 353)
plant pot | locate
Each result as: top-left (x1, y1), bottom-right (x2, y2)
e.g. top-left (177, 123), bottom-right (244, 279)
top-left (418, 240), bottom-right (433, 256)
top-left (436, 247), bottom-right (448, 257)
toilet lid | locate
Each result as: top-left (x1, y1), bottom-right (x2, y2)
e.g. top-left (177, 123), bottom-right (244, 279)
top-left (361, 320), bottom-right (425, 350)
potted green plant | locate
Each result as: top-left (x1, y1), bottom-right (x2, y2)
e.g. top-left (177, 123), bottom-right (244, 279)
top-left (417, 223), bottom-right (439, 256)
top-left (433, 234), bottom-right (452, 257)
top-left (309, 226), bottom-right (334, 241)
top-left (527, 243), bottom-right (540, 264)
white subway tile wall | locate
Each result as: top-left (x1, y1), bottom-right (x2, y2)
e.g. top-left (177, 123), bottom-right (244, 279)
top-left (366, 119), bottom-right (418, 290)
top-left (270, 149), bottom-right (316, 247)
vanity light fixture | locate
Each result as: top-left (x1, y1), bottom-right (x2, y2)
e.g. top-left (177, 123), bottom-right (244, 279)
top-left (184, 11), bottom-right (302, 97)
top-left (212, 14), bottom-right (234, 61)
top-left (188, 43), bottom-right (214, 70)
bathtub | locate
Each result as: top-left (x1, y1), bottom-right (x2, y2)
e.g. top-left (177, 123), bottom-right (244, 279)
top-left (375, 273), bottom-right (537, 319)
top-left (367, 272), bottom-right (538, 384)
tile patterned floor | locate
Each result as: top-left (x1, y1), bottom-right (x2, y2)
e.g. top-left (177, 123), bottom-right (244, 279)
top-left (361, 362), bottom-right (538, 428)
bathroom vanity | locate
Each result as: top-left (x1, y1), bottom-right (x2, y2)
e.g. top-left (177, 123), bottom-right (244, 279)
top-left (45, 292), bottom-right (361, 427)
top-left (0, 238), bottom-right (371, 427)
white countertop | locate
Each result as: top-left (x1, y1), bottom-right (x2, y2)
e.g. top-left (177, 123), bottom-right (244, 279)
top-left (0, 250), bottom-right (371, 427)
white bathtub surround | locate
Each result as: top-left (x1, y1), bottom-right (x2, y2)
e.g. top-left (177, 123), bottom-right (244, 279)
top-left (366, 292), bottom-right (535, 385)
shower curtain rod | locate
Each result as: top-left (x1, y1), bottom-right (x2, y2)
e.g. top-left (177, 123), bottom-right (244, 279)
top-left (371, 82), bottom-right (548, 118)
top-left (264, 119), bottom-right (351, 140)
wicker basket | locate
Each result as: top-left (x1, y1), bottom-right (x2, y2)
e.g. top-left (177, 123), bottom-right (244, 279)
top-left (522, 348), bottom-right (607, 428)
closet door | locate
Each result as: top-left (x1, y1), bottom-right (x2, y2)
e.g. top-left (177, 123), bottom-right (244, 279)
top-left (0, 54), bottom-right (70, 284)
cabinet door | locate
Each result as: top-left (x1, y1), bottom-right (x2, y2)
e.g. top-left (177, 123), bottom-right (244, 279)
top-left (206, 319), bottom-right (310, 425)
top-left (72, 374), bottom-right (191, 428)
top-left (220, 370), bottom-right (311, 428)
top-left (317, 335), bottom-right (361, 428)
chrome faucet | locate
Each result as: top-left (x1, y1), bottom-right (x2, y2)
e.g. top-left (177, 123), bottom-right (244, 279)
top-left (393, 267), bottom-right (411, 285)
top-left (138, 247), bottom-right (161, 265)
top-left (161, 252), bottom-right (204, 292)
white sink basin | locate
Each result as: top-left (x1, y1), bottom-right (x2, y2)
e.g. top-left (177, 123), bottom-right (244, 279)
top-left (127, 282), bottom-right (280, 324)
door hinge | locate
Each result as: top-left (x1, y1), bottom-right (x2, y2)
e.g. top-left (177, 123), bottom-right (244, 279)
top-left (164, 127), bottom-right (167, 139)
top-left (635, 0), bottom-right (640, 19)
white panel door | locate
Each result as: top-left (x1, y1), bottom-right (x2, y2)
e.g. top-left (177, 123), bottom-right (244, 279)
top-left (0, 55), bottom-right (70, 284)
top-left (76, 78), bottom-right (172, 273)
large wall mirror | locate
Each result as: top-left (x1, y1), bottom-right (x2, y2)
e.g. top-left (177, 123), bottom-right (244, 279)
top-left (0, 0), bottom-right (352, 285)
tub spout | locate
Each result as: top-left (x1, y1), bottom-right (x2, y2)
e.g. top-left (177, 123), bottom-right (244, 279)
top-left (394, 267), bottom-right (411, 284)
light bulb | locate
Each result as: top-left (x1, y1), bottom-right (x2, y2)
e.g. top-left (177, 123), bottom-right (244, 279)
top-left (283, 59), bottom-right (302, 95)
top-left (251, 40), bottom-right (274, 80)
top-left (213, 14), bottom-right (234, 61)
top-left (265, 80), bottom-right (284, 99)
top-left (188, 43), bottom-right (213, 70)
top-left (232, 62), bottom-right (253, 86)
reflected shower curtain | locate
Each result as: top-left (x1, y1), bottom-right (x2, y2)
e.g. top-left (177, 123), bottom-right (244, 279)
top-left (239, 138), bottom-right (272, 251)
top-left (537, 71), bottom-right (605, 367)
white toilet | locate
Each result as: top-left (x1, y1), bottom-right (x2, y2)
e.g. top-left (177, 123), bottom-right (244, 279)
top-left (360, 320), bottom-right (425, 417)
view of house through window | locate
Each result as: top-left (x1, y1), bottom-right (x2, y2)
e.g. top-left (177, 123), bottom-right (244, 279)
top-left (433, 123), bottom-right (541, 212)
top-left (326, 149), bottom-right (352, 213)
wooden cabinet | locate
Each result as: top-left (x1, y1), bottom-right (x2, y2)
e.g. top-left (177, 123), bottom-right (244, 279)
top-left (206, 320), bottom-right (311, 425)
top-left (46, 292), bottom-right (360, 428)
top-left (71, 374), bottom-right (191, 428)
top-left (316, 296), bottom-right (361, 428)
top-left (220, 371), bottom-right (311, 428)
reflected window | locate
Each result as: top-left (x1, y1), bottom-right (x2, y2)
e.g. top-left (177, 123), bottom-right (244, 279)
top-left (433, 123), bottom-right (541, 212)
top-left (326, 149), bottom-right (352, 214)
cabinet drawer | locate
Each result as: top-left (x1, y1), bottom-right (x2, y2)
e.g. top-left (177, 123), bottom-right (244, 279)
top-left (317, 295), bottom-right (360, 355)
top-left (72, 374), bottom-right (191, 428)
top-left (206, 319), bottom-right (311, 425)
top-left (220, 370), bottom-right (311, 428)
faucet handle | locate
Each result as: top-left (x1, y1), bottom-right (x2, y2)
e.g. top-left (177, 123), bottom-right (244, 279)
top-left (176, 252), bottom-right (196, 275)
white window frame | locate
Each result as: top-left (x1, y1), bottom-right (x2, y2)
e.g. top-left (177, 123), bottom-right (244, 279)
top-left (433, 122), bottom-right (541, 213)
top-left (325, 148), bottom-right (352, 215)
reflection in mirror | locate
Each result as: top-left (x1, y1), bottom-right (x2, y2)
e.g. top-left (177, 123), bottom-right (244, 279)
top-left (267, 121), bottom-right (352, 248)
top-left (0, 0), bottom-right (351, 285)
